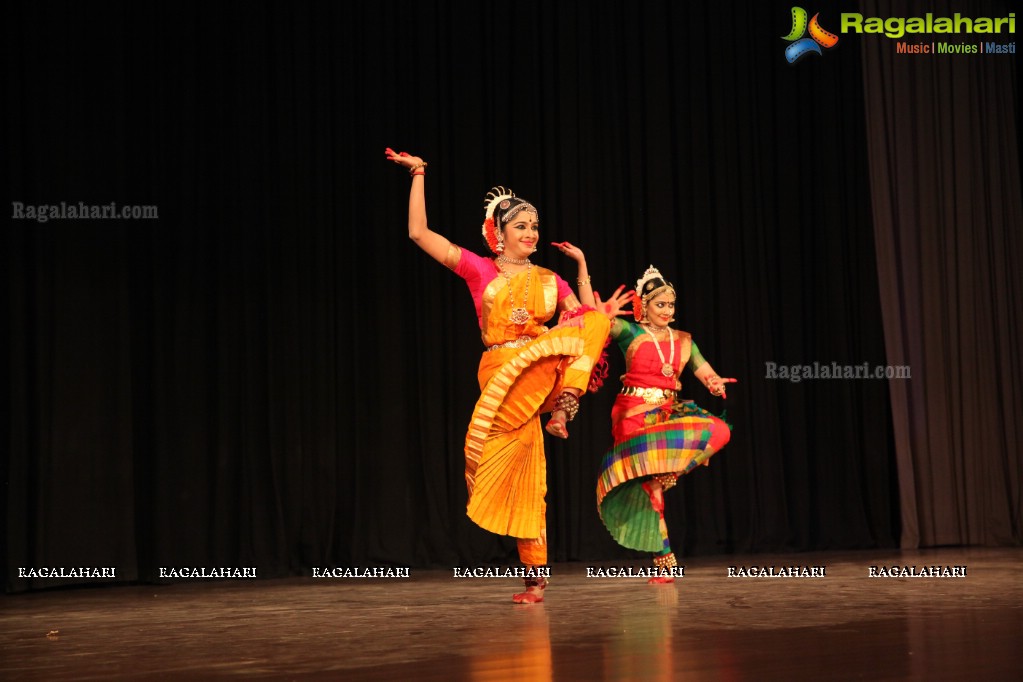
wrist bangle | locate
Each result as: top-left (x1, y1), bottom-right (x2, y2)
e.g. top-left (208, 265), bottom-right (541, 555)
top-left (412, 171), bottom-right (425, 176)
top-left (577, 276), bottom-right (591, 287)
top-left (408, 162), bottom-right (428, 175)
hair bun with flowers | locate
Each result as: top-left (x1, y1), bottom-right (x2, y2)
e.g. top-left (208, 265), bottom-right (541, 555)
top-left (481, 186), bottom-right (515, 254)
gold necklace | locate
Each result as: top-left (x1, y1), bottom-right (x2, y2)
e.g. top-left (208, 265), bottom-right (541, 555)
top-left (642, 324), bottom-right (675, 377)
top-left (502, 261), bottom-right (532, 325)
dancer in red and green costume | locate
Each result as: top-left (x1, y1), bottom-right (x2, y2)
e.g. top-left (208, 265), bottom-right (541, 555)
top-left (596, 266), bottom-right (736, 582)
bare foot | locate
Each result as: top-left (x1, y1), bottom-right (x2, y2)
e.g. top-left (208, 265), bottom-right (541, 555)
top-left (545, 410), bottom-right (569, 439)
top-left (512, 579), bottom-right (547, 603)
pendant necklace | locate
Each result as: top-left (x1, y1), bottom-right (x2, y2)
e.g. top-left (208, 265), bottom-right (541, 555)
top-left (500, 258), bottom-right (532, 325)
top-left (642, 324), bottom-right (675, 377)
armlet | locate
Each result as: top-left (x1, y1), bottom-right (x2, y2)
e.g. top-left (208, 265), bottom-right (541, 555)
top-left (443, 244), bottom-right (462, 270)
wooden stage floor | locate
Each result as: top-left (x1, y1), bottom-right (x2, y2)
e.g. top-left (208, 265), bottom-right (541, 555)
top-left (2, 548), bottom-right (1020, 680)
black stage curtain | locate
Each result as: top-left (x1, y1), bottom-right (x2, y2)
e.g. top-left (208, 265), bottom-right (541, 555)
top-left (861, 0), bottom-right (1023, 547)
top-left (4, 1), bottom-right (930, 592)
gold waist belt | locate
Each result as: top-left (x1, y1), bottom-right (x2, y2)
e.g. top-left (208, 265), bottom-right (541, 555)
top-left (487, 335), bottom-right (534, 352)
top-left (620, 386), bottom-right (676, 405)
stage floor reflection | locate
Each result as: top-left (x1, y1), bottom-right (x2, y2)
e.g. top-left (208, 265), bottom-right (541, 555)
top-left (2, 548), bottom-right (1021, 680)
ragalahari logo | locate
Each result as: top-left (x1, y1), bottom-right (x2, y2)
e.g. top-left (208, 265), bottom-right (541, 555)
top-left (783, 7), bottom-right (839, 63)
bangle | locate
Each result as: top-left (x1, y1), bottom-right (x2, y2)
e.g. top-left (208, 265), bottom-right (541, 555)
top-left (412, 171), bottom-right (425, 176)
top-left (408, 162), bottom-right (428, 175)
top-left (577, 276), bottom-right (591, 287)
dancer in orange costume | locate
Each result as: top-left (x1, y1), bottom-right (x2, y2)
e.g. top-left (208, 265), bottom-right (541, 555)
top-left (386, 148), bottom-right (632, 602)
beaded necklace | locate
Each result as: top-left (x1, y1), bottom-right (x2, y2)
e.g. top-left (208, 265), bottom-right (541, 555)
top-left (642, 324), bottom-right (675, 377)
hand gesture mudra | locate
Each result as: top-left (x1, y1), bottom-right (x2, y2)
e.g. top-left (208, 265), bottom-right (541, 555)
top-left (594, 286), bottom-right (636, 320)
top-left (385, 147), bottom-right (426, 172)
top-left (708, 376), bottom-right (738, 399)
top-left (551, 241), bottom-right (586, 265)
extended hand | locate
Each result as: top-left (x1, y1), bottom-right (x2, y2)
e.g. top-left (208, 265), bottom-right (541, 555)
top-left (708, 376), bottom-right (738, 399)
top-left (594, 285), bottom-right (636, 320)
top-left (384, 147), bottom-right (425, 171)
top-left (551, 241), bottom-right (586, 263)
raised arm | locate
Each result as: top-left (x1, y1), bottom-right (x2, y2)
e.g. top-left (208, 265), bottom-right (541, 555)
top-left (385, 148), bottom-right (454, 265)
